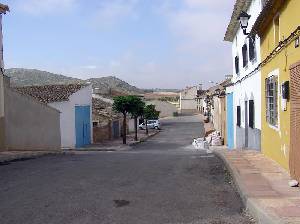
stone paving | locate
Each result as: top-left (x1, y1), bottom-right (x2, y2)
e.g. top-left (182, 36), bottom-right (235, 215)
top-left (214, 149), bottom-right (300, 224)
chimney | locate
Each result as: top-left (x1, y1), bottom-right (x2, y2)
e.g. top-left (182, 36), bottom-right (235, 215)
top-left (225, 75), bottom-right (233, 80)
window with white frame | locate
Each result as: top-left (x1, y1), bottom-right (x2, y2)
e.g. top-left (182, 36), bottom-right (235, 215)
top-left (265, 76), bottom-right (278, 126)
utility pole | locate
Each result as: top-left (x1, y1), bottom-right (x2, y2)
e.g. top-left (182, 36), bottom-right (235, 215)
top-left (0, 4), bottom-right (10, 149)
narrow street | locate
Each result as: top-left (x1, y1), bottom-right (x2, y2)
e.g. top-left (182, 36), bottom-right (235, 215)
top-left (0, 115), bottom-right (254, 224)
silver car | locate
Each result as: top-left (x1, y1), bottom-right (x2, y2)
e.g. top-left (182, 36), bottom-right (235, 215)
top-left (139, 120), bottom-right (161, 130)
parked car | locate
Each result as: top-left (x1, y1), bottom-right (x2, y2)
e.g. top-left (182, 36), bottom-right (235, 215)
top-left (139, 120), bottom-right (161, 130)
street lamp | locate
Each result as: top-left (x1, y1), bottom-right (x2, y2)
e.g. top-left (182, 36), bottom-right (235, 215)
top-left (238, 11), bottom-right (251, 35)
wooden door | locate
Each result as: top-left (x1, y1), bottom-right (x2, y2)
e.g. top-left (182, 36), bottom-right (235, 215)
top-left (290, 61), bottom-right (300, 181)
top-left (75, 106), bottom-right (91, 148)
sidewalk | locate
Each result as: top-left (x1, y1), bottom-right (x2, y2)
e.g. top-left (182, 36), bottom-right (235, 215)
top-left (214, 149), bottom-right (300, 224)
top-left (0, 131), bottom-right (159, 163)
top-left (0, 151), bottom-right (63, 163)
top-left (73, 129), bottom-right (160, 151)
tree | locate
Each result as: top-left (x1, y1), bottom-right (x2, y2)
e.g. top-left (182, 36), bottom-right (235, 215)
top-left (112, 96), bottom-right (133, 144)
top-left (144, 104), bottom-right (160, 135)
top-left (127, 96), bottom-right (145, 141)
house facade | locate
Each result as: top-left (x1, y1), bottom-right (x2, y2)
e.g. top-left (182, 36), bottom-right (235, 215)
top-left (206, 80), bottom-right (231, 145)
top-left (179, 86), bottom-right (200, 114)
top-left (251, 0), bottom-right (300, 180)
top-left (146, 100), bottom-right (178, 118)
top-left (224, 0), bottom-right (263, 150)
top-left (15, 84), bottom-right (93, 149)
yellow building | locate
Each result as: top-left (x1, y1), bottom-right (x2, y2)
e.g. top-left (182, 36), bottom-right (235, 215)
top-left (251, 0), bottom-right (300, 180)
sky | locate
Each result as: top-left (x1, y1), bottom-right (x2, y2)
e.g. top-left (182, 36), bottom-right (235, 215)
top-left (1, 0), bottom-right (235, 89)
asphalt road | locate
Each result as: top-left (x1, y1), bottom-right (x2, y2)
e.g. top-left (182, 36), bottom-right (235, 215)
top-left (0, 115), bottom-right (255, 224)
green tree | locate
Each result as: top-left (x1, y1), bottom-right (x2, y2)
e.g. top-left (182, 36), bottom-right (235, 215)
top-left (113, 96), bottom-right (133, 144)
top-left (128, 96), bottom-right (145, 141)
top-left (144, 104), bottom-right (160, 135)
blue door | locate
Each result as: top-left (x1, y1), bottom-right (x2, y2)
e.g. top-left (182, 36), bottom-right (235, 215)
top-left (75, 106), bottom-right (91, 148)
top-left (226, 93), bottom-right (234, 149)
top-left (112, 120), bottom-right (120, 139)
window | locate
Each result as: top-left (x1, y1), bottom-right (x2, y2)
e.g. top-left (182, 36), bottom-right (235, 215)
top-left (249, 100), bottom-right (254, 128)
top-left (235, 56), bottom-right (240, 75)
top-left (274, 15), bottom-right (280, 46)
top-left (242, 44), bottom-right (248, 67)
top-left (237, 106), bottom-right (241, 127)
top-left (266, 76), bottom-right (278, 126)
top-left (249, 38), bottom-right (256, 61)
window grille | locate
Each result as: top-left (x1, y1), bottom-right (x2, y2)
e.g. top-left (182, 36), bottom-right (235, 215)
top-left (249, 38), bottom-right (256, 61)
top-left (235, 56), bottom-right (239, 75)
top-left (265, 76), bottom-right (278, 126)
top-left (249, 100), bottom-right (254, 128)
top-left (237, 106), bottom-right (241, 127)
top-left (242, 44), bottom-right (248, 67)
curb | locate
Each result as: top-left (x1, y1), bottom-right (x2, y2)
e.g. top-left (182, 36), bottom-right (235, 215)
top-left (65, 131), bottom-right (161, 152)
top-left (213, 150), bottom-right (281, 224)
top-left (129, 131), bottom-right (160, 146)
top-left (0, 151), bottom-right (65, 164)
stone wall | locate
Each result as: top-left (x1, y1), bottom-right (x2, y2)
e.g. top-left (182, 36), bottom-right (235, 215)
top-left (93, 123), bottom-right (111, 143)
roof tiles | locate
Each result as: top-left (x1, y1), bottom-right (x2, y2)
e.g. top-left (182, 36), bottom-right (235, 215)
top-left (14, 84), bottom-right (87, 104)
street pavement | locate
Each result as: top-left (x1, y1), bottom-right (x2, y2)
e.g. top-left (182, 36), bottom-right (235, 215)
top-left (0, 115), bottom-right (255, 224)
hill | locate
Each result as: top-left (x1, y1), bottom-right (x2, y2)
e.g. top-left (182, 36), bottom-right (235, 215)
top-left (5, 68), bottom-right (81, 86)
top-left (5, 68), bottom-right (144, 95)
top-left (87, 76), bottom-right (144, 95)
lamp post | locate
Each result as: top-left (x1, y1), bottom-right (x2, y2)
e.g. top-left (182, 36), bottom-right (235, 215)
top-left (238, 11), bottom-right (251, 35)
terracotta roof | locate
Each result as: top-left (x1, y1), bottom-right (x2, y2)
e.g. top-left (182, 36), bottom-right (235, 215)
top-left (14, 84), bottom-right (87, 104)
top-left (0, 3), bottom-right (9, 13)
top-left (250, 0), bottom-right (285, 36)
top-left (207, 79), bottom-right (231, 96)
top-left (224, 0), bottom-right (252, 42)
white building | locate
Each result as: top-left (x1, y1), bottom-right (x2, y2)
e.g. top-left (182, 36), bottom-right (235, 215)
top-left (179, 86), bottom-right (202, 114)
top-left (15, 84), bottom-right (93, 149)
top-left (224, 0), bottom-right (263, 150)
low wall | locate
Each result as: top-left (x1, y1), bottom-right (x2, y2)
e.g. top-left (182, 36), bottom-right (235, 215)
top-left (3, 88), bottom-right (61, 151)
top-left (146, 100), bottom-right (178, 118)
top-left (236, 126), bottom-right (261, 150)
top-left (180, 109), bottom-right (198, 115)
top-left (93, 124), bottom-right (111, 143)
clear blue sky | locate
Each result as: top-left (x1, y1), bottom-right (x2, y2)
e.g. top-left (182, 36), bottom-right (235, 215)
top-left (2, 0), bottom-right (235, 89)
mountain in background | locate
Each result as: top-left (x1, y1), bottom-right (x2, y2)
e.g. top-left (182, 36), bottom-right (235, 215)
top-left (5, 68), bottom-right (144, 95)
top-left (87, 76), bottom-right (144, 95)
top-left (5, 68), bottom-right (82, 86)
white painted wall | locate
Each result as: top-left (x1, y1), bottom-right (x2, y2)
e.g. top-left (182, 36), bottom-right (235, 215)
top-left (230, 0), bottom-right (263, 148)
top-left (180, 86), bottom-right (198, 110)
top-left (146, 100), bottom-right (178, 118)
top-left (49, 85), bottom-right (93, 148)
